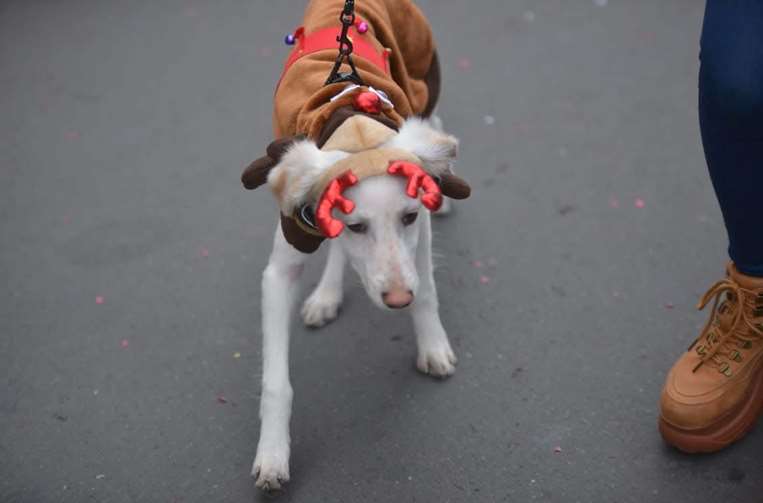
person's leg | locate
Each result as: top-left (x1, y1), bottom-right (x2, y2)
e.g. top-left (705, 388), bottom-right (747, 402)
top-left (699, 0), bottom-right (763, 276)
top-left (659, 0), bottom-right (763, 454)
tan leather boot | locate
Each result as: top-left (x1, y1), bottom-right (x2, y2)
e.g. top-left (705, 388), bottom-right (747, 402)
top-left (659, 263), bottom-right (763, 453)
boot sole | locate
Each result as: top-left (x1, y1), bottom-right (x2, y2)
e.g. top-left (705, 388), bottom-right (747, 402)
top-left (659, 368), bottom-right (763, 453)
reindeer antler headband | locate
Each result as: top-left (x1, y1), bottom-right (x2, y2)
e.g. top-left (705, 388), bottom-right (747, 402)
top-left (314, 160), bottom-right (444, 238)
top-left (315, 170), bottom-right (359, 238)
top-left (241, 98), bottom-right (471, 253)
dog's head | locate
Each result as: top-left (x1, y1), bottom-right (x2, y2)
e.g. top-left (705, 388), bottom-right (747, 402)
top-left (242, 115), bottom-right (470, 309)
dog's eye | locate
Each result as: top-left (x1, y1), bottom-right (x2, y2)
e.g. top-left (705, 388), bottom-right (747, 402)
top-left (401, 212), bottom-right (418, 226)
top-left (346, 222), bottom-right (368, 234)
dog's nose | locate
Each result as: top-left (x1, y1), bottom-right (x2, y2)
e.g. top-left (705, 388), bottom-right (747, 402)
top-left (382, 288), bottom-right (414, 309)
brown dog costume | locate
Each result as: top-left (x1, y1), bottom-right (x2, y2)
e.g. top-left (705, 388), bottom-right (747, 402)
top-left (242, 0), bottom-right (471, 252)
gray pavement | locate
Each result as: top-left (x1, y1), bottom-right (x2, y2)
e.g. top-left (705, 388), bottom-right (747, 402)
top-left (1, 1), bottom-right (762, 502)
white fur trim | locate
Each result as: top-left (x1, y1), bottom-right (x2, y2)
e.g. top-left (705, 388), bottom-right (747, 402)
top-left (267, 140), bottom-right (349, 212)
top-left (383, 118), bottom-right (458, 174)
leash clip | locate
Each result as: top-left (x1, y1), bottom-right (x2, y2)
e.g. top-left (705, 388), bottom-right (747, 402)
top-left (325, 0), bottom-right (365, 86)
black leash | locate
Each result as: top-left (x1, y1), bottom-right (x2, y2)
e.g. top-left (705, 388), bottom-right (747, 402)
top-left (325, 0), bottom-right (366, 86)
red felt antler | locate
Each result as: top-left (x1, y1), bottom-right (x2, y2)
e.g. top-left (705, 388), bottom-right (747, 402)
top-left (387, 161), bottom-right (443, 211)
top-left (315, 170), bottom-right (359, 238)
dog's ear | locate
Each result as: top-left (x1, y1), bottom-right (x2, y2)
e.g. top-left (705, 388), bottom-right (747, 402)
top-left (384, 118), bottom-right (470, 200)
top-left (241, 135), bottom-right (306, 190)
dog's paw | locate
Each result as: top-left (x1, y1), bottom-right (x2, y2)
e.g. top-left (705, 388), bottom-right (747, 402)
top-left (416, 345), bottom-right (457, 378)
top-left (301, 289), bottom-right (342, 328)
top-left (252, 450), bottom-right (290, 493)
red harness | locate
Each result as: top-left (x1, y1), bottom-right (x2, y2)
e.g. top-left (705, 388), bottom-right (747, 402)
top-left (278, 22), bottom-right (391, 89)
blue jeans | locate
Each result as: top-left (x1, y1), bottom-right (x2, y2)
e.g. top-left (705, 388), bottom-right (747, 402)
top-left (700, 0), bottom-right (763, 277)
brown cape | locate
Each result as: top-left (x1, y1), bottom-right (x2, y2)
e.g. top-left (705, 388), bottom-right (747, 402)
top-left (273, 0), bottom-right (441, 139)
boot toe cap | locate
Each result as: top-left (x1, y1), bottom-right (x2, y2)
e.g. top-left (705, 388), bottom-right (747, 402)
top-left (660, 363), bottom-right (748, 431)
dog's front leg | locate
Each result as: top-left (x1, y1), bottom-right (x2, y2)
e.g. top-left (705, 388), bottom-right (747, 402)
top-left (410, 211), bottom-right (457, 378)
top-left (301, 240), bottom-right (346, 327)
top-left (252, 224), bottom-right (307, 491)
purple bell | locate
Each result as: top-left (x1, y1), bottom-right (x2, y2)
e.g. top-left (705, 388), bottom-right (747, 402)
top-left (284, 33), bottom-right (296, 46)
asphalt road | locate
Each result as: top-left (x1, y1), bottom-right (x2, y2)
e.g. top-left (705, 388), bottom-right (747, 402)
top-left (1, 1), bottom-right (762, 502)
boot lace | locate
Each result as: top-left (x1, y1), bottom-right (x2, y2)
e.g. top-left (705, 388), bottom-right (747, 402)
top-left (689, 279), bottom-right (763, 376)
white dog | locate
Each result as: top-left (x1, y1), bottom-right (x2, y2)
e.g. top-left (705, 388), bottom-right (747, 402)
top-left (248, 115), bottom-right (468, 491)
top-left (239, 0), bottom-right (472, 491)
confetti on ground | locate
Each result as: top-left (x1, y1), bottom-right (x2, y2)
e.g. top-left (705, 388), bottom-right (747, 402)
top-left (120, 339), bottom-right (129, 349)
top-left (233, 352), bottom-right (241, 359)
top-left (472, 260), bottom-right (484, 268)
top-left (523, 10), bottom-right (536, 23)
top-left (635, 198), bottom-right (646, 209)
top-left (479, 275), bottom-right (491, 285)
top-left (216, 394), bottom-right (228, 404)
top-left (664, 303), bottom-right (675, 310)
top-left (95, 296), bottom-right (104, 304)
top-left (483, 115), bottom-right (496, 126)
top-left (200, 247), bottom-right (209, 258)
top-left (554, 446), bottom-right (563, 454)
top-left (64, 131), bottom-right (80, 141)
top-left (457, 57), bottom-right (472, 71)
top-left (95, 474), bottom-right (105, 480)
top-left (609, 196), bottom-right (620, 209)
